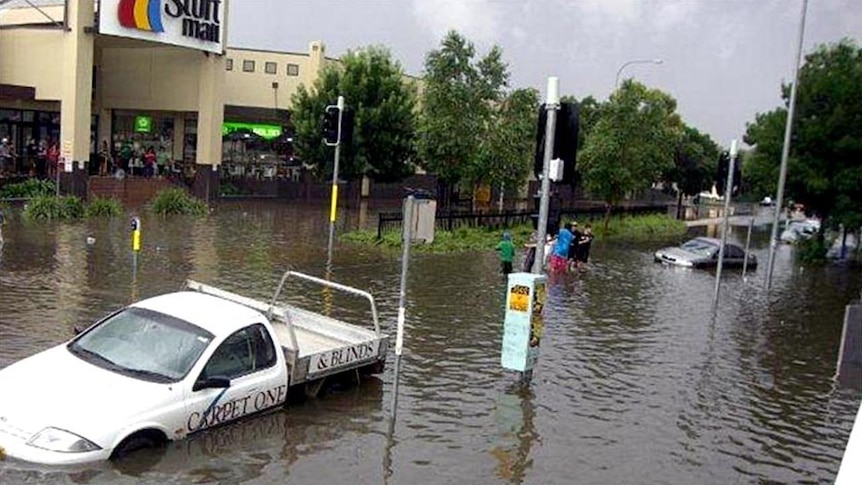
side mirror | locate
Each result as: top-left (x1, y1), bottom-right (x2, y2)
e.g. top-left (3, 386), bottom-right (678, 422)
top-left (193, 376), bottom-right (231, 392)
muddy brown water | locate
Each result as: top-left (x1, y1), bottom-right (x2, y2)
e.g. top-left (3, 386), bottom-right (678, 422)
top-left (0, 201), bottom-right (859, 484)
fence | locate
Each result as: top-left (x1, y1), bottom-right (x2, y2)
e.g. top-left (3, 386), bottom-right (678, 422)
top-left (376, 203), bottom-right (671, 239)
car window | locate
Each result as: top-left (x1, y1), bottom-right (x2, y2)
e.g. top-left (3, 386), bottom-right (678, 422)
top-left (681, 239), bottom-right (717, 257)
top-left (69, 307), bottom-right (213, 383)
top-left (725, 245), bottom-right (745, 258)
top-left (201, 324), bottom-right (276, 380)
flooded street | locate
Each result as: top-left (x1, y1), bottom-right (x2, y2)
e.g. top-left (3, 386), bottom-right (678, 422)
top-left (0, 201), bottom-right (859, 484)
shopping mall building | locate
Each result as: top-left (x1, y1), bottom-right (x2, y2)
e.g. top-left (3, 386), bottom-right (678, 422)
top-left (0, 0), bottom-right (341, 197)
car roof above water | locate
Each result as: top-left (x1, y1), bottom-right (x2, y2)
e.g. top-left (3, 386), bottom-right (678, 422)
top-left (131, 291), bottom-right (265, 336)
top-left (689, 237), bottom-right (721, 246)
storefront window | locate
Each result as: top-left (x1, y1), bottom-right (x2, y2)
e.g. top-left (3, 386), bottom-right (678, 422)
top-left (111, 111), bottom-right (174, 176)
top-left (0, 109), bottom-right (21, 122)
top-left (183, 116), bottom-right (197, 169)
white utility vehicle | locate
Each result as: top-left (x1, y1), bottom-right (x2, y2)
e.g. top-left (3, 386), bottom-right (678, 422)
top-left (0, 271), bottom-right (388, 465)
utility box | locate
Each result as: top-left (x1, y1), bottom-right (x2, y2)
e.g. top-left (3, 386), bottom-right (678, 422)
top-left (549, 158), bottom-right (564, 182)
top-left (405, 196), bottom-right (436, 244)
top-left (501, 272), bottom-right (547, 373)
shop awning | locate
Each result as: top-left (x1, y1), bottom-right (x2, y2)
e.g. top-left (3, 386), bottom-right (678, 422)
top-left (224, 105), bottom-right (290, 126)
top-left (0, 83), bottom-right (36, 100)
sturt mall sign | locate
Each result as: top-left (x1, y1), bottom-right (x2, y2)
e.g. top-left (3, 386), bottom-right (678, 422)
top-left (99, 0), bottom-right (226, 54)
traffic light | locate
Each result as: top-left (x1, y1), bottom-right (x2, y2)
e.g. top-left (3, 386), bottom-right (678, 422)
top-left (716, 151), bottom-right (742, 195)
top-left (322, 105), bottom-right (340, 145)
top-left (340, 107), bottom-right (354, 146)
top-left (534, 102), bottom-right (580, 184)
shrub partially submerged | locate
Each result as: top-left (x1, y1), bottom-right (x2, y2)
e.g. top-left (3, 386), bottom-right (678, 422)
top-left (150, 188), bottom-right (208, 216)
top-left (24, 195), bottom-right (84, 221)
top-left (84, 197), bottom-right (124, 218)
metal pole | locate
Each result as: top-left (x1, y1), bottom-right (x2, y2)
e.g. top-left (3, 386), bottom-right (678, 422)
top-left (742, 216), bottom-right (754, 279)
top-left (532, 77), bottom-right (559, 274)
top-left (55, 158), bottom-right (61, 197)
top-left (766, 0), bottom-right (808, 290)
top-left (327, 95), bottom-right (345, 264)
top-left (390, 195), bottom-right (414, 420)
top-left (713, 140), bottom-right (737, 308)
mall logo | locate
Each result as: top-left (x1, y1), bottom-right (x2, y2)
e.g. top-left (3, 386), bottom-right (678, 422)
top-left (118, 0), bottom-right (221, 43)
top-left (118, 0), bottom-right (164, 32)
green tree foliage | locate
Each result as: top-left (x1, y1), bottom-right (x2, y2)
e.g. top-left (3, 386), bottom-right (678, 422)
top-left (666, 126), bottom-right (721, 196)
top-left (481, 88), bottom-right (539, 194)
top-left (292, 46), bottom-right (418, 182)
top-left (579, 80), bottom-right (682, 226)
top-left (745, 40), bottom-right (862, 230)
top-left (563, 94), bottom-right (601, 154)
top-left (418, 31), bottom-right (510, 190)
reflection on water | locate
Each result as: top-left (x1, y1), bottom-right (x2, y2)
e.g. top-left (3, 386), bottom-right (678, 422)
top-left (490, 383), bottom-right (537, 484)
top-left (0, 202), bottom-right (859, 484)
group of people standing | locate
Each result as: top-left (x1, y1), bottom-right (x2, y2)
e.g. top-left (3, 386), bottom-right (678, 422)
top-left (0, 138), bottom-right (60, 179)
top-left (496, 220), bottom-right (594, 275)
top-left (99, 141), bottom-right (171, 178)
top-left (549, 221), bottom-right (594, 273)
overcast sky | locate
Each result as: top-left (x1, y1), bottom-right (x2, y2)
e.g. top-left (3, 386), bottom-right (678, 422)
top-left (229, 0), bottom-right (862, 148)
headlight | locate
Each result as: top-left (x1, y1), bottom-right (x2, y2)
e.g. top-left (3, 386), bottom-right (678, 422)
top-left (27, 427), bottom-right (101, 453)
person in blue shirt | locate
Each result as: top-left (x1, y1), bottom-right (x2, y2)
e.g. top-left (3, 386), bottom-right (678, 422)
top-left (550, 222), bottom-right (574, 273)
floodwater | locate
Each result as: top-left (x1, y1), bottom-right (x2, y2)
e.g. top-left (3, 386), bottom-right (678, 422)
top-left (0, 201), bottom-right (859, 484)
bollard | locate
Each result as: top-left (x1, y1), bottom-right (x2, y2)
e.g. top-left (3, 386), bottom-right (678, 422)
top-left (501, 272), bottom-right (547, 380)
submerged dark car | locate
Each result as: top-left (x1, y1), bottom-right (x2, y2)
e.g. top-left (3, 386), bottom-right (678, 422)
top-left (654, 237), bottom-right (757, 269)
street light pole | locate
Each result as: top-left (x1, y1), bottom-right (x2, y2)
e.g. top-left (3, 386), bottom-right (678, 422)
top-left (765, 0), bottom-right (809, 290)
top-left (615, 58), bottom-right (664, 89)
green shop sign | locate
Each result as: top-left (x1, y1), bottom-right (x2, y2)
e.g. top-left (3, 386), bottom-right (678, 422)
top-left (222, 122), bottom-right (283, 140)
top-left (134, 115), bottom-right (153, 133)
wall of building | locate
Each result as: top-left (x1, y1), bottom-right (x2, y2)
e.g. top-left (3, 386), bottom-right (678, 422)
top-left (224, 41), bottom-right (327, 110)
top-left (0, 29), bottom-right (65, 100)
top-left (0, 4), bottom-right (66, 27)
top-left (99, 46), bottom-right (204, 112)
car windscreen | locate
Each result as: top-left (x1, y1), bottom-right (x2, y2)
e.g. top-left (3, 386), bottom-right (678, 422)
top-left (680, 239), bottom-right (718, 257)
top-left (68, 307), bottom-right (214, 383)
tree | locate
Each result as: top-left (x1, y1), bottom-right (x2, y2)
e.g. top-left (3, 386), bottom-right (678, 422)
top-left (663, 125), bottom-right (720, 218)
top-left (481, 88), bottom-right (540, 206)
top-left (578, 80), bottom-right (682, 228)
top-left (291, 46), bottom-right (418, 182)
top-left (417, 30), bottom-right (509, 203)
top-left (745, 39), bottom-right (862, 234)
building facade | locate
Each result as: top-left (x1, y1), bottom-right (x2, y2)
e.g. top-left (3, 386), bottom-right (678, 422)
top-left (0, 0), bottom-right (335, 196)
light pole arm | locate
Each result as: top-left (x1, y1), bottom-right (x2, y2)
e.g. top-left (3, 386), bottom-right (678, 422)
top-left (615, 58), bottom-right (663, 89)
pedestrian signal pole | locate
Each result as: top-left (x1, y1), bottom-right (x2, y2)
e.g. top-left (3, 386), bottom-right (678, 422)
top-left (326, 96), bottom-right (345, 264)
top-left (532, 77), bottom-right (559, 274)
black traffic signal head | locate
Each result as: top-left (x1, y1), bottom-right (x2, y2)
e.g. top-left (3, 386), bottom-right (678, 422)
top-left (534, 102), bottom-right (580, 184)
top-left (322, 106), bottom-right (340, 145)
top-left (340, 107), bottom-right (354, 146)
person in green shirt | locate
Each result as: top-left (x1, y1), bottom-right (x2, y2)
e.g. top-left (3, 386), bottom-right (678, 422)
top-left (495, 231), bottom-right (516, 275)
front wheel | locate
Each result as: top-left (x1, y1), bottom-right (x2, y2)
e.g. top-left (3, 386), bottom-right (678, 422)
top-left (111, 431), bottom-right (163, 460)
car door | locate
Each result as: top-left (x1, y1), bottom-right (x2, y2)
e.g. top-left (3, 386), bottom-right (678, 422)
top-left (183, 324), bottom-right (287, 435)
top-left (724, 244), bottom-right (745, 267)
